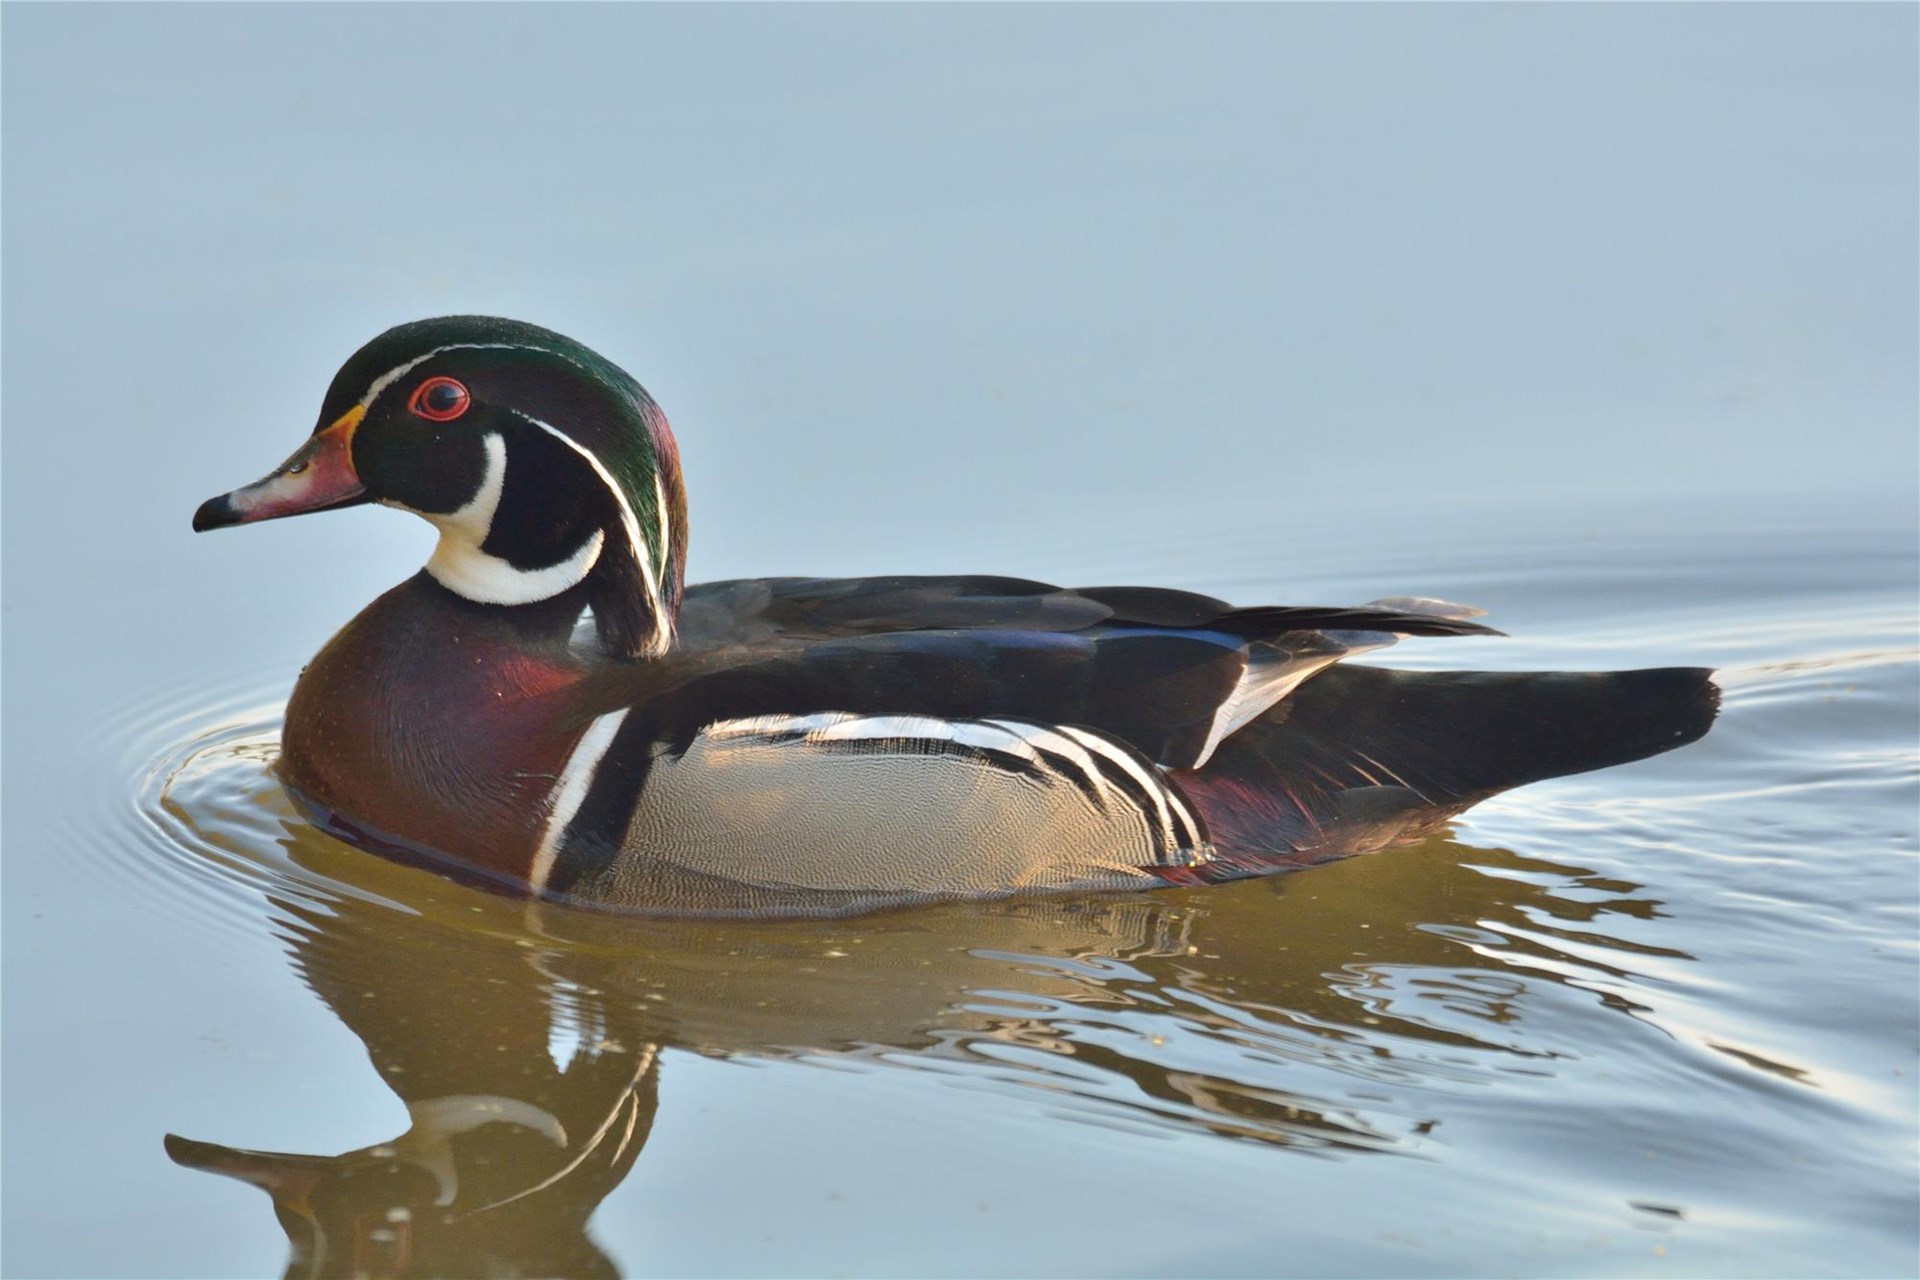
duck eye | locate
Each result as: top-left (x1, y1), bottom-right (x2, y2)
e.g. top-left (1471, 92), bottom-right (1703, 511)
top-left (408, 376), bottom-right (471, 422)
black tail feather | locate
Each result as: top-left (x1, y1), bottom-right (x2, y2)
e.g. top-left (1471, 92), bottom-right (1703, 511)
top-left (1179, 665), bottom-right (1719, 863)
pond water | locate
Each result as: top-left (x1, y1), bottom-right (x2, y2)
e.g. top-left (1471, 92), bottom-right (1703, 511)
top-left (5, 6), bottom-right (1916, 1278)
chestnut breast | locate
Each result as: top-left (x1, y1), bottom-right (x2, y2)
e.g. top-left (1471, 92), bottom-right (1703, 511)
top-left (280, 573), bottom-right (593, 880)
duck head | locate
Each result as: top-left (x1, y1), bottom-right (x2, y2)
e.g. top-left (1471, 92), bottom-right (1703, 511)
top-left (194, 317), bottom-right (687, 658)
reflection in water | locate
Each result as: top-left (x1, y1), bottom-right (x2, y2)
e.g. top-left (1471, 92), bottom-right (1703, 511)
top-left (166, 892), bottom-right (656, 1279)
top-left (153, 716), bottom-right (1694, 1277)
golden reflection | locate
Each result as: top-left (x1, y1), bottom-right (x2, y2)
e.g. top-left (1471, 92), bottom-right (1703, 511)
top-left (162, 760), bottom-right (1695, 1278)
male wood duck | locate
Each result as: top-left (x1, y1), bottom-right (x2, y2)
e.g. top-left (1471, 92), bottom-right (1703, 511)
top-left (193, 316), bottom-right (1716, 916)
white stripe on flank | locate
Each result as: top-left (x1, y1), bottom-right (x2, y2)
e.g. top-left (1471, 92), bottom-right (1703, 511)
top-left (707, 712), bottom-right (1049, 765)
top-left (703, 711), bottom-right (1207, 859)
top-left (1058, 724), bottom-right (1185, 850)
top-left (530, 708), bottom-right (631, 892)
top-left (1191, 650), bottom-right (1346, 770)
top-left (985, 719), bottom-right (1112, 807)
top-left (808, 714), bottom-right (1043, 761)
top-left (514, 411), bottom-right (671, 658)
top-left (1166, 784), bottom-right (1204, 854)
top-left (704, 711), bottom-right (843, 741)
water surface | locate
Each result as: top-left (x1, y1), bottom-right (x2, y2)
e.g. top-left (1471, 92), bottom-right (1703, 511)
top-left (6, 500), bottom-right (1912, 1277)
top-left (5, 6), bottom-right (1916, 1277)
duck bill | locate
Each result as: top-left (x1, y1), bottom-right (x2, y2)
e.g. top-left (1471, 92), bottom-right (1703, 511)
top-left (163, 1133), bottom-right (325, 1200)
top-left (193, 410), bottom-right (368, 532)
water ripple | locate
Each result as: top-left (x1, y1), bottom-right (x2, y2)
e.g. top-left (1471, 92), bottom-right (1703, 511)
top-left (97, 518), bottom-right (1918, 1277)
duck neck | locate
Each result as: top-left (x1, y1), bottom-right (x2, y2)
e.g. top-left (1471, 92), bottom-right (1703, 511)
top-left (448, 414), bottom-right (687, 662)
top-left (438, 572), bottom-right (602, 655)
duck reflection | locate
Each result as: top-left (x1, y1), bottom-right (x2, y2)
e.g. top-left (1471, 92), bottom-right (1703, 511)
top-left (166, 880), bottom-right (658, 1279)
top-left (167, 805), bottom-right (1690, 1278)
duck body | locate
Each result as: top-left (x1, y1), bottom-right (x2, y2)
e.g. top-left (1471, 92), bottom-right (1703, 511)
top-left (200, 317), bottom-right (1716, 917)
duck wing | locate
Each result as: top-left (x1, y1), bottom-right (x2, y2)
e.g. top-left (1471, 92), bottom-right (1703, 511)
top-left (538, 580), bottom-right (1711, 909)
top-left (658, 577), bottom-right (1496, 772)
top-left (679, 574), bottom-right (1495, 646)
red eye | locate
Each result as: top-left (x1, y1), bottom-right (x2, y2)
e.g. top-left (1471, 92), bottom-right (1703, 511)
top-left (408, 376), bottom-right (470, 422)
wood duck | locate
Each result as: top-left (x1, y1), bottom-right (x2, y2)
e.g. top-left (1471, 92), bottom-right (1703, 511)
top-left (193, 316), bottom-right (1717, 915)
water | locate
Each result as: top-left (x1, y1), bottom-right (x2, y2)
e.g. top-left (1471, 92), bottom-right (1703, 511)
top-left (9, 502), bottom-right (1914, 1277)
top-left (5, 7), bottom-right (1916, 1278)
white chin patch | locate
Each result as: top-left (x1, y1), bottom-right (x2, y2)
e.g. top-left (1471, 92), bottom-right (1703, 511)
top-left (414, 433), bottom-right (605, 605)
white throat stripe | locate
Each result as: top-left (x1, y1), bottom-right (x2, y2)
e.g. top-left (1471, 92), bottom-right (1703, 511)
top-left (413, 433), bottom-right (606, 604)
top-left (354, 342), bottom-right (671, 654)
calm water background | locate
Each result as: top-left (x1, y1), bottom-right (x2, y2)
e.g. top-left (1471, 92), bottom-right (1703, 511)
top-left (5, 6), bottom-right (1916, 1277)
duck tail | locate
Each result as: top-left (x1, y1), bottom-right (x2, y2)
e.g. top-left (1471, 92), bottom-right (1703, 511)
top-left (1175, 665), bottom-right (1719, 867)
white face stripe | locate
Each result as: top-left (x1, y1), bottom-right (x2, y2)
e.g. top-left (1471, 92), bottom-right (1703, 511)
top-left (400, 1094), bottom-right (569, 1207)
top-left (407, 433), bottom-right (607, 605)
top-left (356, 341), bottom-right (588, 414)
top-left (457, 1047), bottom-right (658, 1216)
top-left (530, 708), bottom-right (632, 892)
top-left (513, 410), bottom-right (671, 657)
top-left (352, 341), bottom-right (673, 652)
top-left (654, 470), bottom-right (673, 593)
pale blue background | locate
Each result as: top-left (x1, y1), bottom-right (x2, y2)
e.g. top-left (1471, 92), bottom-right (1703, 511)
top-left (10, 1), bottom-right (1914, 720)
top-left (4, 5), bottom-right (1916, 1276)
top-left (9, 6), bottom-right (1915, 593)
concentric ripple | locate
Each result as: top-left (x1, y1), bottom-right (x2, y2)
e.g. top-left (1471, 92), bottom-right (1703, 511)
top-left (87, 669), bottom-right (324, 947)
top-left (113, 513), bottom-right (1919, 1172)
